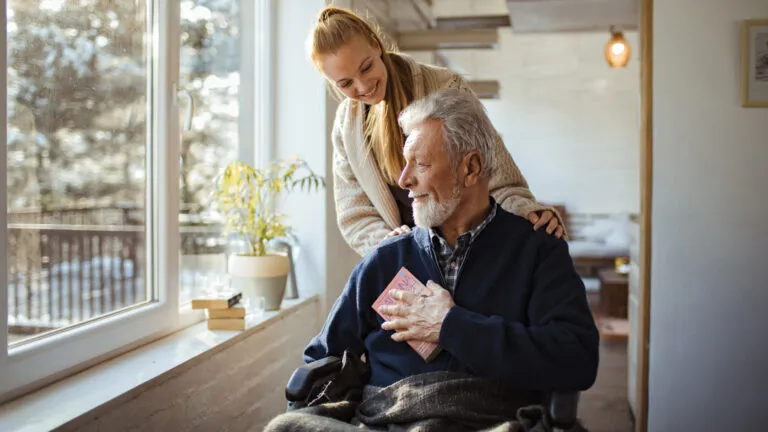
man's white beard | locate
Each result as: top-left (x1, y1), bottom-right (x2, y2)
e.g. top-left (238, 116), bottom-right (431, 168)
top-left (412, 185), bottom-right (462, 228)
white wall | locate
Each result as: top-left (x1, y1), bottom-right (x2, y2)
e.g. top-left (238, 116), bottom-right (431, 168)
top-left (442, 30), bottom-right (641, 214)
top-left (650, 0), bottom-right (768, 430)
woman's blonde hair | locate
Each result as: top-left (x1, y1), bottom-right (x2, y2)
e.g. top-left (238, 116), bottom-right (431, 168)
top-left (310, 6), bottom-right (414, 184)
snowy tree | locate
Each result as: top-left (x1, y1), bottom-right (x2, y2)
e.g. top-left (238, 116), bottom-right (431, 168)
top-left (6, 0), bottom-right (240, 219)
top-left (7, 0), bottom-right (148, 211)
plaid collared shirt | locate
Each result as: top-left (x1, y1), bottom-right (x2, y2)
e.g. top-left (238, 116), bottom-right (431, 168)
top-left (429, 203), bottom-right (497, 293)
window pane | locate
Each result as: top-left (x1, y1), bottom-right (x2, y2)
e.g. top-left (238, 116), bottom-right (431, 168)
top-left (178, 0), bottom-right (239, 303)
top-left (6, 0), bottom-right (150, 345)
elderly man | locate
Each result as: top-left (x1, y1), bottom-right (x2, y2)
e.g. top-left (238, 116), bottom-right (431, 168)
top-left (268, 90), bottom-right (599, 431)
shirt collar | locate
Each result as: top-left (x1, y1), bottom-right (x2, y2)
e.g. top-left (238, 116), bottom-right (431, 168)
top-left (429, 198), bottom-right (498, 249)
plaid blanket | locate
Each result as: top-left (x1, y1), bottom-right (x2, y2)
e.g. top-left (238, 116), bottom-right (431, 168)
top-left (266, 353), bottom-right (552, 432)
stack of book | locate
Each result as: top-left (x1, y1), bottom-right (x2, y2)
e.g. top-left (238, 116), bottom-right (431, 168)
top-left (191, 292), bottom-right (246, 331)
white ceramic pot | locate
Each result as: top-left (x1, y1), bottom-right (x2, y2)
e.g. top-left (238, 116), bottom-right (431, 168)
top-left (228, 253), bottom-right (290, 311)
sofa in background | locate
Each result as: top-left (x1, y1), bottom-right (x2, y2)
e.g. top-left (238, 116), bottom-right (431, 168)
top-left (549, 204), bottom-right (632, 280)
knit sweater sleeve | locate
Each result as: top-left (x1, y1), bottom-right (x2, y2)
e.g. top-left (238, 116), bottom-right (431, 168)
top-left (332, 101), bottom-right (394, 256)
top-left (445, 75), bottom-right (566, 235)
top-left (303, 249), bottom-right (379, 363)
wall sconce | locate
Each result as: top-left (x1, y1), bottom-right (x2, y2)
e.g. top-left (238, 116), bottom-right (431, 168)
top-left (605, 26), bottom-right (630, 68)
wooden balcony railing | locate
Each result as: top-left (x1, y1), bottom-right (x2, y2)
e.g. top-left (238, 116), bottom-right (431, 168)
top-left (7, 224), bottom-right (145, 331)
top-left (6, 206), bottom-right (228, 337)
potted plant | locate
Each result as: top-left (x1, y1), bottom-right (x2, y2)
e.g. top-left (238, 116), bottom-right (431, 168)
top-left (211, 158), bottom-right (324, 310)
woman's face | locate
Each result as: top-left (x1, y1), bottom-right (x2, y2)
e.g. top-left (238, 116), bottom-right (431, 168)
top-left (318, 35), bottom-right (388, 105)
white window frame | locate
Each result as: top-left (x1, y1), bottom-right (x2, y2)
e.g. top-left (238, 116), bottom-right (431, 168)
top-left (252, 0), bottom-right (277, 169)
top-left (0, 0), bottom-right (185, 403)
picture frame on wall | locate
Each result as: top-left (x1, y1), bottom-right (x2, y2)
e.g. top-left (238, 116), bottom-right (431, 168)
top-left (741, 19), bottom-right (768, 107)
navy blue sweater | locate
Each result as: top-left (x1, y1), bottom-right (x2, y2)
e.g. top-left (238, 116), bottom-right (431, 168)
top-left (305, 205), bottom-right (600, 392)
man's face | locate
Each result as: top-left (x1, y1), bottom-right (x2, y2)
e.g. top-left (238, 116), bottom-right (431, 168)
top-left (398, 120), bottom-right (461, 228)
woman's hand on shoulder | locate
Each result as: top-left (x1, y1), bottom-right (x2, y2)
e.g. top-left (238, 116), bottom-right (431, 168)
top-left (527, 211), bottom-right (565, 239)
top-left (385, 225), bottom-right (412, 239)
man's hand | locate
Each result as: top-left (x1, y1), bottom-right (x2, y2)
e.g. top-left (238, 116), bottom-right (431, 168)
top-left (380, 280), bottom-right (455, 344)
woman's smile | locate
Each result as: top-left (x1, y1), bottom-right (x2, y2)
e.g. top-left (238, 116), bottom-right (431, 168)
top-left (359, 81), bottom-right (378, 97)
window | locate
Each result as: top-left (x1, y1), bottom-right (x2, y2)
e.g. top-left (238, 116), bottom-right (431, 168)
top-left (1, 0), bottom-right (175, 400)
top-left (1, 0), bottom-right (270, 402)
top-left (5, 0), bottom-right (153, 346)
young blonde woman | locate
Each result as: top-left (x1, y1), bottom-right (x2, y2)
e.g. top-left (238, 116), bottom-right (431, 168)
top-left (309, 6), bottom-right (564, 256)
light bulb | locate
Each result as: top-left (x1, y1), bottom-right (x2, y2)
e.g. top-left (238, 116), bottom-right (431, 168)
top-left (605, 28), bottom-right (631, 68)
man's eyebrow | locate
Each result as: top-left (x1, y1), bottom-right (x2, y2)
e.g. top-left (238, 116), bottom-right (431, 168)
top-left (335, 57), bottom-right (371, 84)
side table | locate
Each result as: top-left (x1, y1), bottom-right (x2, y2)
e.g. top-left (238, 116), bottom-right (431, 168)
top-left (598, 268), bottom-right (628, 318)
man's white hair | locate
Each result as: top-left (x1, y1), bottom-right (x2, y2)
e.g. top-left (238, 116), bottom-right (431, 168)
top-left (398, 89), bottom-right (496, 178)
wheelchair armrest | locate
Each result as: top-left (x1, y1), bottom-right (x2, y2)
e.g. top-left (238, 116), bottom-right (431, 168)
top-left (285, 356), bottom-right (343, 403)
top-left (549, 390), bottom-right (580, 429)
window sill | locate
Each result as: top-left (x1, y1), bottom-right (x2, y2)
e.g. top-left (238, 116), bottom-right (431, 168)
top-left (0, 295), bottom-right (318, 432)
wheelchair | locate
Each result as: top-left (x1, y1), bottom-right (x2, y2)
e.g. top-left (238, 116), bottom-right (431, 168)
top-left (285, 355), bottom-right (585, 431)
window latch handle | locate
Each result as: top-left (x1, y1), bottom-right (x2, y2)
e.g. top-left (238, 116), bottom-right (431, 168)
top-left (177, 89), bottom-right (194, 131)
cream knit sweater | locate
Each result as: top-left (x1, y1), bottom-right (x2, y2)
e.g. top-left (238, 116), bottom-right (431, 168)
top-left (332, 54), bottom-right (559, 256)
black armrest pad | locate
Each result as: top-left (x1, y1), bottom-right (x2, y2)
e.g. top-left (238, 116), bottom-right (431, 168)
top-left (285, 356), bottom-right (343, 402)
top-left (549, 390), bottom-right (580, 428)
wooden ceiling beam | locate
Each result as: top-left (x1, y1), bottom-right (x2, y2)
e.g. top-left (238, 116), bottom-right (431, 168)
top-left (436, 14), bottom-right (511, 31)
top-left (505, 0), bottom-right (638, 33)
top-left (397, 28), bottom-right (499, 51)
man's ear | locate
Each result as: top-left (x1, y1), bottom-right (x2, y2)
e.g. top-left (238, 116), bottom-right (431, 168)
top-left (461, 151), bottom-right (483, 187)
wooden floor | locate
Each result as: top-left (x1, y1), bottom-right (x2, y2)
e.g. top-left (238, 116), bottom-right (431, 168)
top-left (578, 340), bottom-right (634, 432)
